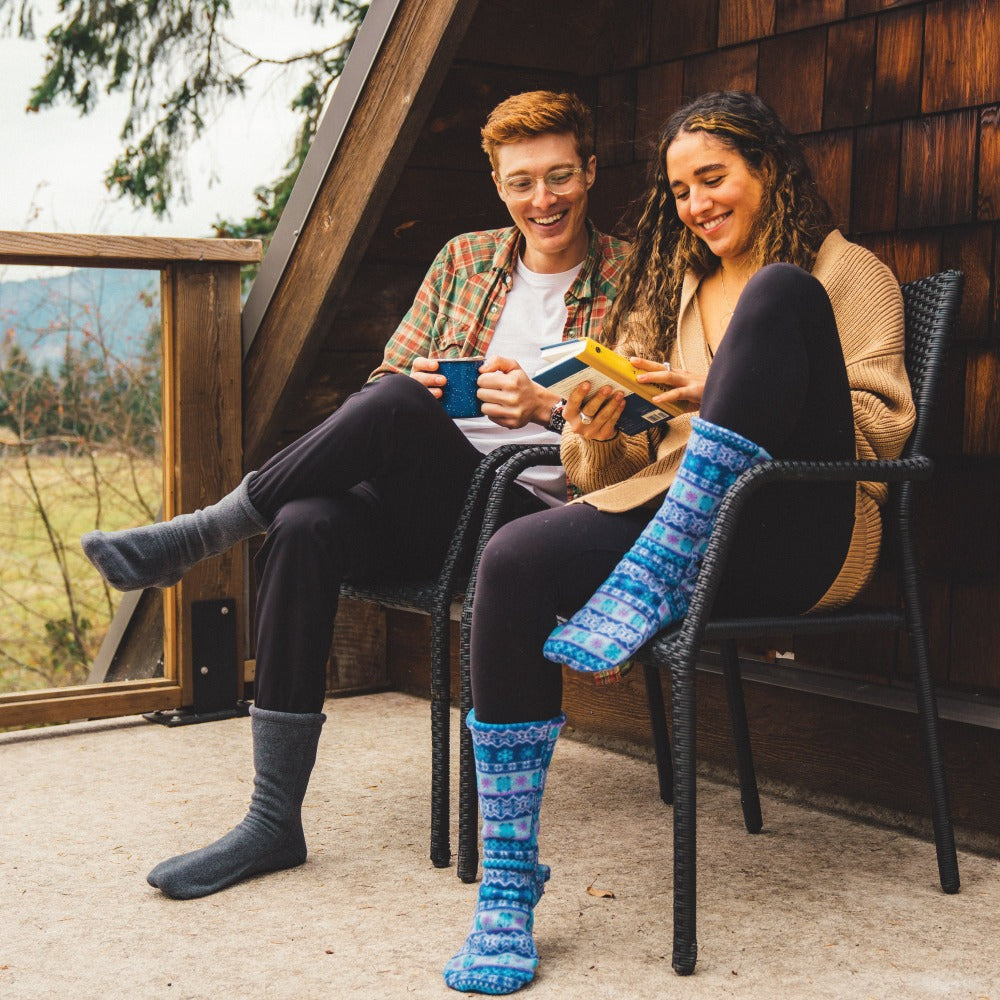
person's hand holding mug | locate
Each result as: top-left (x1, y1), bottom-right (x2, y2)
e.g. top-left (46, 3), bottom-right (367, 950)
top-left (410, 356), bottom-right (485, 417)
top-left (435, 357), bottom-right (486, 417)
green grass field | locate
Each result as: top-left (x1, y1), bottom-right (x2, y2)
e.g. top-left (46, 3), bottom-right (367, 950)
top-left (0, 451), bottom-right (160, 693)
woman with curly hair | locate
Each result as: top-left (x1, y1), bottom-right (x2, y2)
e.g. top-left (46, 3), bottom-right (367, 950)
top-left (444, 91), bottom-right (915, 994)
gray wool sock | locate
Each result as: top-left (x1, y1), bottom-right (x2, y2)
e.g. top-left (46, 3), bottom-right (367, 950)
top-left (81, 473), bottom-right (268, 591)
top-left (147, 706), bottom-right (326, 900)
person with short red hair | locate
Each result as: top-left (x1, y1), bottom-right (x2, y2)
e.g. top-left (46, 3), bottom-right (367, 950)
top-left (82, 91), bottom-right (627, 907)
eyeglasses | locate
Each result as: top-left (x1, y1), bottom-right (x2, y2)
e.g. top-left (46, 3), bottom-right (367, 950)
top-left (498, 166), bottom-right (587, 200)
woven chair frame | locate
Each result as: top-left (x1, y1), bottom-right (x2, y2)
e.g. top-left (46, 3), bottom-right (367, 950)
top-left (451, 271), bottom-right (964, 982)
top-left (640, 268), bottom-right (964, 974)
top-left (341, 441), bottom-right (558, 868)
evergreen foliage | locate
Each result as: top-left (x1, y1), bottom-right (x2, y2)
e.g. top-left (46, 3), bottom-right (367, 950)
top-left (0, 279), bottom-right (162, 454)
top-left (0, 330), bottom-right (162, 454)
top-left (3, 0), bottom-right (370, 241)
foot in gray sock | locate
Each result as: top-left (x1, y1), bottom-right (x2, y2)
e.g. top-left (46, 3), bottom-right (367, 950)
top-left (82, 473), bottom-right (267, 591)
top-left (147, 706), bottom-right (325, 899)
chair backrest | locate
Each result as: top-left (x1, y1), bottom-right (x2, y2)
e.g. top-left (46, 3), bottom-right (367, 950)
top-left (899, 270), bottom-right (964, 458)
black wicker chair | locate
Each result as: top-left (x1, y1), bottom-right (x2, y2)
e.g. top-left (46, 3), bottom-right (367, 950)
top-left (638, 268), bottom-right (964, 975)
top-left (341, 441), bottom-right (562, 869)
top-left (453, 271), bottom-right (965, 950)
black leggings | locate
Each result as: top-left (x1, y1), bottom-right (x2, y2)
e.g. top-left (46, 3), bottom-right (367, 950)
top-left (246, 374), bottom-right (543, 713)
top-left (471, 263), bottom-right (857, 723)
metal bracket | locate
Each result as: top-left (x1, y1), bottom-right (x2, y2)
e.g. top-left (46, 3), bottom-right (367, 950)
top-left (144, 598), bottom-right (249, 726)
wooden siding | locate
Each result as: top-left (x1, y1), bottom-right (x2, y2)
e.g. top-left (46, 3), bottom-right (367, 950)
top-left (253, 0), bottom-right (1000, 702)
top-left (572, 0), bottom-right (1000, 702)
top-left (241, 0), bottom-right (999, 832)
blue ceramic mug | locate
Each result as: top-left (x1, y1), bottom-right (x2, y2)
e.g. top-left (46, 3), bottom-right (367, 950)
top-left (438, 357), bottom-right (485, 418)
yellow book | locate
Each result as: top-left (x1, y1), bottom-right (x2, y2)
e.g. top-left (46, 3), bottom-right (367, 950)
top-left (534, 337), bottom-right (683, 434)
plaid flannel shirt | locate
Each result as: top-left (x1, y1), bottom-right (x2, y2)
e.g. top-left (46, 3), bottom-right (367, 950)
top-left (368, 220), bottom-right (629, 380)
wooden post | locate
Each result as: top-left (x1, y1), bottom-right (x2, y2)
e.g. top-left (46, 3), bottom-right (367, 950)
top-left (161, 262), bottom-right (247, 706)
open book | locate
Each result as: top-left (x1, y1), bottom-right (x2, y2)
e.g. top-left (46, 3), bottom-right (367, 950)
top-left (533, 337), bottom-right (683, 435)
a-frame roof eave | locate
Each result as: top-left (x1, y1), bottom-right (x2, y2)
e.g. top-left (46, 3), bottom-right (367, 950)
top-left (240, 0), bottom-right (480, 468)
top-left (240, 0), bottom-right (404, 358)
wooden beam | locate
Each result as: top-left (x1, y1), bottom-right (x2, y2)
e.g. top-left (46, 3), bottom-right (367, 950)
top-left (0, 680), bottom-right (180, 729)
top-left (0, 231), bottom-right (260, 270)
top-left (89, 588), bottom-right (165, 683)
top-left (242, 0), bottom-right (480, 467)
top-left (161, 262), bottom-right (246, 705)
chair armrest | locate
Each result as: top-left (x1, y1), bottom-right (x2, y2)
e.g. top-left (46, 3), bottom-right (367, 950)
top-left (710, 454), bottom-right (931, 554)
top-left (725, 454), bottom-right (932, 489)
top-left (458, 443), bottom-right (564, 629)
top-left (481, 445), bottom-right (564, 537)
top-left (435, 444), bottom-right (563, 599)
top-left (665, 453), bottom-right (932, 652)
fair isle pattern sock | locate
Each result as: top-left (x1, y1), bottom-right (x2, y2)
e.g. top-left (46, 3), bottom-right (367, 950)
top-left (146, 706), bottom-right (325, 899)
top-left (543, 418), bottom-right (770, 674)
top-left (81, 472), bottom-right (267, 591)
top-left (444, 711), bottom-right (565, 996)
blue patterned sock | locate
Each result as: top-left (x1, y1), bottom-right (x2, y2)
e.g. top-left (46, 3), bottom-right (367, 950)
top-left (543, 418), bottom-right (770, 674)
top-left (444, 711), bottom-right (565, 995)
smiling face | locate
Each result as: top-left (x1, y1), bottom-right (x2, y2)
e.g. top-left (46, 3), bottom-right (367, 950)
top-left (665, 129), bottom-right (765, 266)
top-left (493, 132), bottom-right (596, 274)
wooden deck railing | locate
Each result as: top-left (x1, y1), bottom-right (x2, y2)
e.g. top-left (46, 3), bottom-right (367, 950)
top-left (0, 231), bottom-right (261, 728)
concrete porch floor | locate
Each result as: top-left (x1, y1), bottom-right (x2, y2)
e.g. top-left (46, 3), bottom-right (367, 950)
top-left (1, 690), bottom-right (997, 1000)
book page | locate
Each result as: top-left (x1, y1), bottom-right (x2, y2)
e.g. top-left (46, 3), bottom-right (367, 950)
top-left (537, 340), bottom-right (581, 364)
top-left (546, 368), bottom-right (633, 403)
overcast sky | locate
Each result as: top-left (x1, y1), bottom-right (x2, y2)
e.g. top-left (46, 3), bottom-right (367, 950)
top-left (1, 1), bottom-right (342, 273)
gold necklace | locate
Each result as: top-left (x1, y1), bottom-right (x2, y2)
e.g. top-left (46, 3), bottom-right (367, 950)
top-left (714, 264), bottom-right (751, 350)
top-left (709, 265), bottom-right (737, 348)
top-left (720, 265), bottom-right (738, 319)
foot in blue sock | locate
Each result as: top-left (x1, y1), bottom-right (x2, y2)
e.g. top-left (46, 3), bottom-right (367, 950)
top-left (444, 712), bottom-right (564, 995)
top-left (544, 418), bottom-right (769, 674)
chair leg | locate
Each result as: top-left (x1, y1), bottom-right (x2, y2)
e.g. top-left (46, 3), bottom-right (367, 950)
top-left (457, 640), bottom-right (479, 883)
top-left (429, 609), bottom-right (452, 868)
top-left (642, 662), bottom-right (673, 804)
top-left (670, 660), bottom-right (698, 975)
top-left (720, 639), bottom-right (762, 834)
top-left (900, 532), bottom-right (960, 893)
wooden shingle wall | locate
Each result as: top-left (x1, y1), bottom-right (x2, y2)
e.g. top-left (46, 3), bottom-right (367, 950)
top-left (238, 0), bottom-right (1000, 835)
top-left (275, 0), bottom-right (998, 709)
top-left (579, 0), bottom-right (1000, 701)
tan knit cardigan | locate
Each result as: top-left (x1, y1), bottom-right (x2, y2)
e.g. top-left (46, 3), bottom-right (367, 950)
top-left (562, 230), bottom-right (916, 610)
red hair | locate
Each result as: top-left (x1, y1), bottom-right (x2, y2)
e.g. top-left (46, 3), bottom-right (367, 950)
top-left (481, 91), bottom-right (594, 171)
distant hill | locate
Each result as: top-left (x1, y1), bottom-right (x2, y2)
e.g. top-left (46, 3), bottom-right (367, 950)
top-left (0, 268), bottom-right (159, 369)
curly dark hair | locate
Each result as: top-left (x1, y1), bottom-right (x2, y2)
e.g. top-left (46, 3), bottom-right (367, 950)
top-left (605, 91), bottom-right (834, 360)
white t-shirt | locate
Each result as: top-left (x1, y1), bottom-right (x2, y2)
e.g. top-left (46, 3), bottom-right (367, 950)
top-left (453, 256), bottom-right (581, 507)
